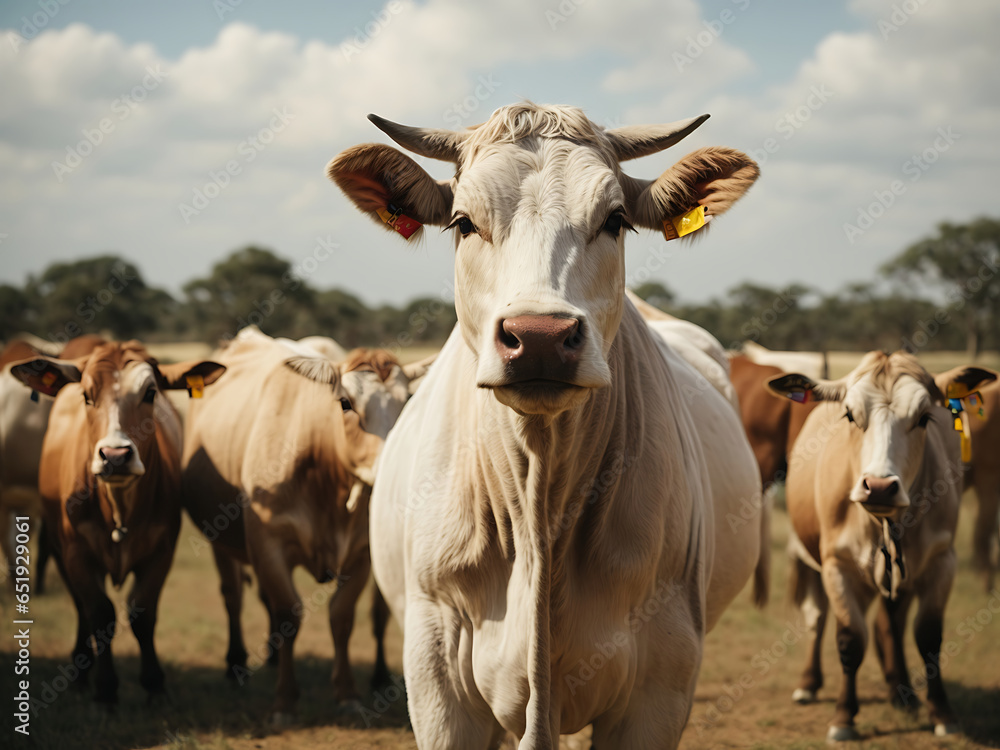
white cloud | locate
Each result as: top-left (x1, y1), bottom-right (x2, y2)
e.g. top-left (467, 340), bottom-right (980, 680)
top-left (0, 0), bottom-right (997, 318)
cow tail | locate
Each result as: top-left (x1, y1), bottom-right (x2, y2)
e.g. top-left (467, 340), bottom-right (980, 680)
top-left (752, 485), bottom-right (771, 608)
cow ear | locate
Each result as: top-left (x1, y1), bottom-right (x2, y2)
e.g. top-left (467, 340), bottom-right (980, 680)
top-left (766, 372), bottom-right (846, 404)
top-left (157, 360), bottom-right (227, 390)
top-left (623, 147), bottom-right (760, 233)
top-left (9, 357), bottom-right (83, 397)
top-left (284, 356), bottom-right (341, 388)
top-left (327, 143), bottom-right (453, 236)
top-left (934, 366), bottom-right (997, 404)
top-left (401, 352), bottom-right (436, 395)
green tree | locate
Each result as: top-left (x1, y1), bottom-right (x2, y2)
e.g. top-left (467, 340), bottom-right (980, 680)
top-left (0, 284), bottom-right (35, 341)
top-left (25, 255), bottom-right (171, 342)
top-left (881, 217), bottom-right (1000, 356)
top-left (182, 246), bottom-right (316, 342)
top-left (632, 281), bottom-right (676, 311)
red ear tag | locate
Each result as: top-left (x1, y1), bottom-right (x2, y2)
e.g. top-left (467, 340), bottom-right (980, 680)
top-left (377, 203), bottom-right (422, 240)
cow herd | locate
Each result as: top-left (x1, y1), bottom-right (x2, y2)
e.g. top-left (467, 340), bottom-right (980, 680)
top-left (2, 103), bottom-right (999, 748)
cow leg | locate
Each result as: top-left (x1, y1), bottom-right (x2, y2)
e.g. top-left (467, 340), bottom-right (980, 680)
top-left (328, 552), bottom-right (370, 705)
top-left (63, 548), bottom-right (119, 706)
top-left (128, 547), bottom-right (175, 700)
top-left (212, 545), bottom-right (248, 680)
top-left (791, 559), bottom-right (827, 703)
top-left (872, 592), bottom-right (917, 709)
top-left (250, 545), bottom-right (302, 720)
top-left (914, 549), bottom-right (959, 736)
top-left (972, 470), bottom-right (1000, 590)
top-left (823, 560), bottom-right (871, 742)
top-left (404, 597), bottom-right (497, 749)
top-left (50, 542), bottom-right (93, 688)
top-left (258, 586), bottom-right (280, 667)
top-left (371, 583), bottom-right (392, 690)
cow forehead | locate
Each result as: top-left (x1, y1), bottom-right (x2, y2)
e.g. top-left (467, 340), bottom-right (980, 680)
top-left (457, 140), bottom-right (623, 228)
top-left (846, 372), bottom-right (931, 418)
top-left (83, 359), bottom-right (155, 398)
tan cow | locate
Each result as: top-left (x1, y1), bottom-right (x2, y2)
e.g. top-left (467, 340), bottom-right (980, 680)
top-left (9, 341), bottom-right (225, 705)
top-left (934, 368), bottom-right (1000, 589)
top-left (329, 102), bottom-right (766, 748)
top-left (0, 334), bottom-right (106, 591)
top-left (181, 328), bottom-right (426, 719)
top-left (768, 352), bottom-right (995, 742)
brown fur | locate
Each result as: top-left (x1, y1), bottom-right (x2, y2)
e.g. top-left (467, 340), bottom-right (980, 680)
top-left (342, 348), bottom-right (400, 383)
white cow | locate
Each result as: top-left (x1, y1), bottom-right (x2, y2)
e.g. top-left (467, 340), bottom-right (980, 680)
top-left (742, 340), bottom-right (828, 380)
top-left (328, 103), bottom-right (765, 749)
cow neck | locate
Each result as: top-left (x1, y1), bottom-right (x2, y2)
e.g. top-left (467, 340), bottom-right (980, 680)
top-left (472, 320), bottom-right (628, 748)
top-left (97, 423), bottom-right (176, 545)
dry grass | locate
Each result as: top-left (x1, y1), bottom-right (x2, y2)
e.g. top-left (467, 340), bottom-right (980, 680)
top-left (826, 351), bottom-right (1000, 380)
top-left (1, 348), bottom-right (998, 749)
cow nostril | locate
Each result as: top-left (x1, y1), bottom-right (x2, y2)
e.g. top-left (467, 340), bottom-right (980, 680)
top-left (100, 446), bottom-right (133, 466)
top-left (565, 322), bottom-right (583, 350)
top-left (498, 320), bottom-right (521, 351)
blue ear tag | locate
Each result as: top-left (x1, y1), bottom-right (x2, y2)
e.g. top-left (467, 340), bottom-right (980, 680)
top-left (30, 390), bottom-right (39, 402)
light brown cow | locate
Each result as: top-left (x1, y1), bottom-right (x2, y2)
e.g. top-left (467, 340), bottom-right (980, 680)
top-left (934, 368), bottom-right (1000, 589)
top-left (181, 329), bottom-right (425, 719)
top-left (9, 341), bottom-right (225, 705)
top-left (729, 354), bottom-right (817, 489)
top-left (768, 351), bottom-right (995, 742)
top-left (1, 334), bottom-right (106, 591)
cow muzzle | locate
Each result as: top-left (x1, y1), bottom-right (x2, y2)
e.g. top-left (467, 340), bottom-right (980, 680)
top-left (93, 443), bottom-right (144, 482)
top-left (852, 474), bottom-right (909, 516)
top-left (494, 315), bottom-right (583, 385)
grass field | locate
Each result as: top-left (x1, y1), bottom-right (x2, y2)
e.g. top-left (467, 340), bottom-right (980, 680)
top-left (1, 349), bottom-right (998, 749)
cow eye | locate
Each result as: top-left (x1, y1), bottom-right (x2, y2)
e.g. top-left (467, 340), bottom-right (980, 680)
top-left (340, 397), bottom-right (353, 412)
top-left (917, 413), bottom-right (932, 428)
top-left (446, 215), bottom-right (477, 237)
top-left (844, 408), bottom-right (856, 425)
top-left (142, 387), bottom-right (156, 404)
top-left (83, 392), bottom-right (94, 406)
top-left (602, 210), bottom-right (633, 237)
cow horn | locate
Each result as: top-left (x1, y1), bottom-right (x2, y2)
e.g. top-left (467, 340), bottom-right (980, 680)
top-left (605, 114), bottom-right (710, 161)
top-left (368, 114), bottom-right (468, 162)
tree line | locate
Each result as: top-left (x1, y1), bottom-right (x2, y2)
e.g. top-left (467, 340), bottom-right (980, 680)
top-left (1, 218), bottom-right (998, 356)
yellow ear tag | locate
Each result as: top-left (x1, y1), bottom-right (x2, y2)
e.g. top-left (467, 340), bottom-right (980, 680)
top-left (186, 374), bottom-right (205, 399)
top-left (42, 372), bottom-right (57, 386)
top-left (662, 205), bottom-right (707, 241)
top-left (960, 413), bottom-right (972, 463)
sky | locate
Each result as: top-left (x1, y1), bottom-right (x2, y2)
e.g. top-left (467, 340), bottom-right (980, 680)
top-left (0, 0), bottom-right (997, 308)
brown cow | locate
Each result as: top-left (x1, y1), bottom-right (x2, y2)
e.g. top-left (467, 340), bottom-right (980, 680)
top-left (1, 334), bottom-right (106, 591)
top-left (934, 368), bottom-right (1000, 589)
top-left (181, 329), bottom-right (422, 720)
top-left (768, 352), bottom-right (995, 742)
top-left (9, 341), bottom-right (225, 705)
top-left (729, 354), bottom-right (818, 489)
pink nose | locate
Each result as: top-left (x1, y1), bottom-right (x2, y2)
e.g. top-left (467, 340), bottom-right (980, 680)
top-left (99, 446), bottom-right (133, 473)
top-left (861, 475), bottom-right (900, 505)
top-left (496, 315), bottom-right (583, 366)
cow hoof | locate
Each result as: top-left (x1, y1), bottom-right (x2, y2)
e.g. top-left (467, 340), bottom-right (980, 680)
top-left (826, 725), bottom-right (861, 743)
top-left (792, 688), bottom-right (817, 704)
top-left (934, 723), bottom-right (961, 737)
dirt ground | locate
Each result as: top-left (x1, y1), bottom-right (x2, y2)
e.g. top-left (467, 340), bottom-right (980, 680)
top-left (1, 348), bottom-right (999, 749)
